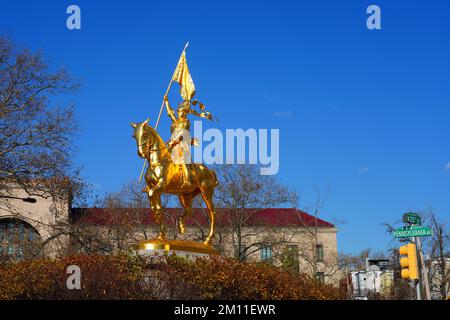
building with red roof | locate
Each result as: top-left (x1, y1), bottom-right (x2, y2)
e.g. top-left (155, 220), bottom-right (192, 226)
top-left (68, 206), bottom-right (340, 285)
top-left (1, 187), bottom-right (341, 286)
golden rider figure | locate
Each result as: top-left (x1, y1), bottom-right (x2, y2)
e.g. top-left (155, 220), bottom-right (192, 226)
top-left (164, 95), bottom-right (213, 187)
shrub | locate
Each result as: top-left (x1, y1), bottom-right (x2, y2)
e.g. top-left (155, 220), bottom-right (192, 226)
top-left (165, 255), bottom-right (344, 300)
top-left (0, 253), bottom-right (151, 299)
top-left (0, 253), bottom-right (344, 300)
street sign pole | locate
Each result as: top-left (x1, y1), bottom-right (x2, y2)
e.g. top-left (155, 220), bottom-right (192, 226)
top-left (394, 212), bottom-right (433, 300)
top-left (412, 236), bottom-right (422, 300)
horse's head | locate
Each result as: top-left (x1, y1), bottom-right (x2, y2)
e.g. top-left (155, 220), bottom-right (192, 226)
top-left (130, 118), bottom-right (153, 158)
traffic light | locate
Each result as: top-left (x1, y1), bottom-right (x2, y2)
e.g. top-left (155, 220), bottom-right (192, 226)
top-left (399, 243), bottom-right (419, 280)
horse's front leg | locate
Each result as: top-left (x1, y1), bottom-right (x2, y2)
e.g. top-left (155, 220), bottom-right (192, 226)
top-left (147, 166), bottom-right (167, 240)
top-left (147, 166), bottom-right (166, 197)
top-left (178, 193), bottom-right (194, 234)
top-left (149, 191), bottom-right (165, 240)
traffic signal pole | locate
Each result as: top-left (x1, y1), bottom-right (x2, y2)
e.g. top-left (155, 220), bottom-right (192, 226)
top-left (412, 237), bottom-right (422, 300)
top-left (399, 242), bottom-right (421, 299)
top-left (395, 212), bottom-right (433, 300)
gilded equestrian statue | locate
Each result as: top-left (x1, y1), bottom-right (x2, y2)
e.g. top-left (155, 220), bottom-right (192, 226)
top-left (131, 118), bottom-right (218, 245)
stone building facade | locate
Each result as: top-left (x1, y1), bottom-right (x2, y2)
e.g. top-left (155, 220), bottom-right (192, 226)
top-left (0, 184), bottom-right (69, 259)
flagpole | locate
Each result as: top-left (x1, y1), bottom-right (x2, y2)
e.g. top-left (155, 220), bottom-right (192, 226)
top-left (139, 42), bottom-right (189, 182)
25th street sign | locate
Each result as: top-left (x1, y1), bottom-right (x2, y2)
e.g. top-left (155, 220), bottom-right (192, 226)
top-left (393, 226), bottom-right (432, 238)
top-left (403, 212), bottom-right (421, 225)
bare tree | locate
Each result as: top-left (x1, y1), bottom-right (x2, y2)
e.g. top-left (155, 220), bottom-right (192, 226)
top-left (101, 180), bottom-right (150, 209)
top-left (421, 209), bottom-right (449, 300)
top-left (339, 248), bottom-right (387, 272)
top-left (386, 248), bottom-right (416, 300)
top-left (88, 180), bottom-right (173, 252)
top-left (0, 35), bottom-right (86, 260)
top-left (213, 165), bottom-right (297, 261)
top-left (64, 180), bottom-right (184, 254)
top-left (0, 35), bottom-right (81, 200)
top-left (293, 187), bottom-right (341, 281)
top-left (382, 209), bottom-right (449, 300)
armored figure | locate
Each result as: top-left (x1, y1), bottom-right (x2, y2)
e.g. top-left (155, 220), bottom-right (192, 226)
top-left (164, 96), bottom-right (213, 187)
top-left (131, 46), bottom-right (218, 246)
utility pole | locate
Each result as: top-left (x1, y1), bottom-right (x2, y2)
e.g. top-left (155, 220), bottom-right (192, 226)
top-left (415, 237), bottom-right (431, 300)
top-left (412, 237), bottom-right (422, 300)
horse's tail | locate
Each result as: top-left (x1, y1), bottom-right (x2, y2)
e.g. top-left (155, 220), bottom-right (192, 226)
top-left (212, 169), bottom-right (218, 187)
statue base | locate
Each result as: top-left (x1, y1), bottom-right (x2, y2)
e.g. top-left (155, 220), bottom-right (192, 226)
top-left (134, 239), bottom-right (219, 258)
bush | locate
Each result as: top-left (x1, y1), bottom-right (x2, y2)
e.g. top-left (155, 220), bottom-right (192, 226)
top-left (0, 253), bottom-right (151, 299)
top-left (166, 255), bottom-right (343, 300)
top-left (0, 253), bottom-right (344, 300)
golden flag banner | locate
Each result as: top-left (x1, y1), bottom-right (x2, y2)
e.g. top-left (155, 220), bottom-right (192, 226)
top-left (172, 51), bottom-right (196, 101)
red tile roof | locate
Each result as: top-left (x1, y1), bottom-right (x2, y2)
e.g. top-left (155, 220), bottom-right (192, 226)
top-left (70, 208), bottom-right (335, 228)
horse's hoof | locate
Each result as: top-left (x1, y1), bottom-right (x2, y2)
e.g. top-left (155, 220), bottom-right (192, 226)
top-left (178, 222), bottom-right (185, 234)
top-left (157, 234), bottom-right (166, 241)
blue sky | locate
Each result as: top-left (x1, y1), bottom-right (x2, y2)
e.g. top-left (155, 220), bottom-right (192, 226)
top-left (1, 0), bottom-right (449, 254)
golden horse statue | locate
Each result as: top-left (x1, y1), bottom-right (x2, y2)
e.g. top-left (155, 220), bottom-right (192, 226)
top-left (130, 118), bottom-right (218, 245)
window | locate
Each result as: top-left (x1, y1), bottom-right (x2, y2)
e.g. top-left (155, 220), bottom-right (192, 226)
top-left (282, 244), bottom-right (299, 273)
top-left (0, 218), bottom-right (41, 261)
top-left (316, 244), bottom-right (324, 262)
top-left (260, 246), bottom-right (272, 262)
top-left (316, 272), bottom-right (325, 284)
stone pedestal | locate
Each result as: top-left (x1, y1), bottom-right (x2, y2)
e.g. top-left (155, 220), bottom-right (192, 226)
top-left (134, 239), bottom-right (219, 259)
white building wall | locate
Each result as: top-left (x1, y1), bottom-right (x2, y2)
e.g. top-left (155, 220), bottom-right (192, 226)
top-left (0, 185), bottom-right (70, 257)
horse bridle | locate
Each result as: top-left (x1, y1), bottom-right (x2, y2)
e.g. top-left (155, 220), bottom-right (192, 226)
top-left (137, 129), bottom-right (168, 155)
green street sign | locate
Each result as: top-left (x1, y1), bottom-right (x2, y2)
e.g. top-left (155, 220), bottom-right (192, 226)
top-left (393, 225), bottom-right (432, 238)
top-left (403, 212), bottom-right (421, 225)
